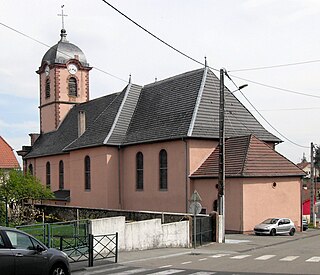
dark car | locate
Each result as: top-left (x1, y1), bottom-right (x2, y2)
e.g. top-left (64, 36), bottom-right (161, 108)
top-left (0, 226), bottom-right (70, 275)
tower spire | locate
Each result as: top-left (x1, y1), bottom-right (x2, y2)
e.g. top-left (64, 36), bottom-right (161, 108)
top-left (58, 5), bottom-right (68, 42)
top-left (58, 5), bottom-right (68, 30)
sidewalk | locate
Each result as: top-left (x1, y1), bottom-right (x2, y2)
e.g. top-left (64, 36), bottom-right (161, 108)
top-left (70, 228), bottom-right (320, 272)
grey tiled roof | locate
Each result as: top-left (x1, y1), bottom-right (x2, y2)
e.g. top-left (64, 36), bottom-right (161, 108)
top-left (26, 68), bottom-right (280, 158)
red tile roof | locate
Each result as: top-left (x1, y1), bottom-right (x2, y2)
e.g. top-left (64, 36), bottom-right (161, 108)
top-left (191, 135), bottom-right (305, 178)
top-left (0, 136), bottom-right (20, 169)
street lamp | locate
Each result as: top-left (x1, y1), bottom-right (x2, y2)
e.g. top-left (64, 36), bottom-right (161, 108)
top-left (217, 69), bottom-right (247, 243)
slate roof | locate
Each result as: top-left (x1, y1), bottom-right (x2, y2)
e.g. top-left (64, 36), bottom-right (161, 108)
top-left (26, 68), bottom-right (281, 158)
top-left (191, 135), bottom-right (305, 178)
top-left (0, 136), bottom-right (20, 169)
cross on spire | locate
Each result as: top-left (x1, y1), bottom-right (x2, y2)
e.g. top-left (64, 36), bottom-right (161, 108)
top-left (58, 5), bottom-right (68, 30)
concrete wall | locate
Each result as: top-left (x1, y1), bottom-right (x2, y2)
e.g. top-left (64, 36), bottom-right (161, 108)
top-left (90, 217), bottom-right (189, 251)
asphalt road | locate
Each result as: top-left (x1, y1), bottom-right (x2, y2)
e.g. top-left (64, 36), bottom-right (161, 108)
top-left (72, 229), bottom-right (320, 275)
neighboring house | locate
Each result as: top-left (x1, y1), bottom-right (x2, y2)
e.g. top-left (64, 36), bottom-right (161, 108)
top-left (0, 136), bottom-right (20, 171)
top-left (297, 161), bottom-right (319, 179)
top-left (18, 28), bottom-right (304, 232)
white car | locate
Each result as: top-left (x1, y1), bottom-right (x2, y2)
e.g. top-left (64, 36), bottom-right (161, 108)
top-left (254, 218), bottom-right (296, 236)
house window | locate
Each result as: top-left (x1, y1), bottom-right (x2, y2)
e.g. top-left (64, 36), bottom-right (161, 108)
top-left (45, 79), bottom-right (50, 98)
top-left (136, 152), bottom-right (143, 190)
top-left (28, 164), bottom-right (33, 176)
top-left (84, 156), bottom-right (91, 190)
top-left (46, 162), bottom-right (51, 188)
top-left (59, 160), bottom-right (64, 190)
top-left (159, 149), bottom-right (168, 190)
top-left (68, 77), bottom-right (77, 96)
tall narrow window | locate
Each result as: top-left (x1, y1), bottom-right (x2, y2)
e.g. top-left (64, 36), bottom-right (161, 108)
top-left (84, 156), bottom-right (91, 190)
top-left (159, 149), bottom-right (168, 190)
top-left (46, 162), bottom-right (51, 188)
top-left (59, 160), bottom-right (64, 190)
top-left (28, 164), bottom-right (33, 176)
top-left (68, 77), bottom-right (77, 96)
top-left (45, 79), bottom-right (50, 98)
top-left (136, 152), bottom-right (143, 190)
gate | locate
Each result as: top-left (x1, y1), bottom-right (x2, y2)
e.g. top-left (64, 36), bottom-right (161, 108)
top-left (60, 233), bottom-right (118, 267)
top-left (192, 215), bottom-right (214, 246)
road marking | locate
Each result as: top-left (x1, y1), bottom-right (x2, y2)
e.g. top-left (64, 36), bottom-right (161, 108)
top-left (255, 255), bottom-right (276, 260)
top-left (198, 258), bottom-right (208, 261)
top-left (279, 256), bottom-right (299, 262)
top-left (159, 265), bottom-right (173, 269)
top-left (149, 269), bottom-right (185, 274)
top-left (181, 261), bottom-right (192, 265)
top-left (83, 265), bottom-right (129, 274)
top-left (210, 253), bottom-right (230, 258)
top-left (230, 255), bottom-right (251, 259)
top-left (191, 272), bottom-right (216, 275)
top-left (110, 268), bottom-right (150, 274)
top-left (306, 257), bottom-right (320, 262)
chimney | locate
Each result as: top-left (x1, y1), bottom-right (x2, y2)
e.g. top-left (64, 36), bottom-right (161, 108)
top-left (29, 133), bottom-right (40, 146)
top-left (78, 111), bottom-right (86, 137)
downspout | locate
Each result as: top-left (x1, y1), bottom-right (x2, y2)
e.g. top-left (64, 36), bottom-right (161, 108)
top-left (118, 145), bottom-right (122, 209)
top-left (183, 138), bottom-right (189, 213)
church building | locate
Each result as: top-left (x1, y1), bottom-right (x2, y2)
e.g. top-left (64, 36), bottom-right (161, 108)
top-left (18, 28), bottom-right (304, 232)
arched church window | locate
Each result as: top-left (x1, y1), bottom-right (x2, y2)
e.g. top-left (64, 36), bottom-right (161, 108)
top-left (136, 152), bottom-right (143, 190)
top-left (28, 164), bottom-right (33, 176)
top-left (159, 149), bottom-right (168, 190)
top-left (45, 79), bottom-right (50, 98)
top-left (46, 162), bottom-right (51, 188)
top-left (68, 77), bottom-right (78, 97)
top-left (59, 160), bottom-right (64, 190)
top-left (84, 156), bottom-right (91, 190)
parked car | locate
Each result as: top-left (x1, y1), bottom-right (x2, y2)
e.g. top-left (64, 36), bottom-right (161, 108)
top-left (302, 218), bottom-right (308, 231)
top-left (254, 218), bottom-right (296, 236)
top-left (0, 226), bottom-right (70, 275)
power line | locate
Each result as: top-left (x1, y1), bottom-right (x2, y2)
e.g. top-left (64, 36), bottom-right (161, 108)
top-left (101, 1), bottom-right (320, 100)
top-left (100, 0), bottom-right (219, 72)
top-left (229, 73), bottom-right (320, 100)
top-left (225, 73), bottom-right (309, 149)
top-left (229, 58), bottom-right (320, 72)
top-left (0, 22), bottom-right (128, 84)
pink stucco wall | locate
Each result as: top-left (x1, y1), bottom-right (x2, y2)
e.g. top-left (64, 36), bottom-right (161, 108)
top-left (121, 140), bottom-right (188, 212)
top-left (242, 177), bottom-right (301, 232)
top-left (191, 177), bottom-right (301, 233)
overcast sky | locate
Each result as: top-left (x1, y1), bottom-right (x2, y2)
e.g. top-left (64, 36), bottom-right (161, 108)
top-left (1, 0), bottom-right (319, 164)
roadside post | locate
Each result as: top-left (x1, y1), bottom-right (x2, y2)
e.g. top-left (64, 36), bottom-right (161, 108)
top-left (189, 190), bottom-right (202, 249)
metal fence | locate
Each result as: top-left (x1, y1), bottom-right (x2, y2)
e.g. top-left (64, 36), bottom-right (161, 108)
top-left (60, 233), bottom-right (118, 266)
top-left (16, 219), bottom-right (89, 248)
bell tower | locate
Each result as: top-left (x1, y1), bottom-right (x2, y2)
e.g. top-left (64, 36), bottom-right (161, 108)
top-left (37, 25), bottom-right (91, 134)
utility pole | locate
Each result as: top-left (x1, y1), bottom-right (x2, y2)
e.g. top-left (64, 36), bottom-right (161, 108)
top-left (217, 68), bottom-right (225, 243)
top-left (310, 142), bottom-right (316, 227)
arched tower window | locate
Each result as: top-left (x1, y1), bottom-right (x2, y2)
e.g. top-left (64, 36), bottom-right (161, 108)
top-left (45, 79), bottom-right (50, 98)
top-left (136, 152), bottom-right (143, 190)
top-left (28, 164), bottom-right (33, 176)
top-left (159, 149), bottom-right (168, 190)
top-left (59, 160), bottom-right (64, 190)
top-left (68, 77), bottom-right (78, 96)
top-left (84, 156), bottom-right (91, 190)
top-left (46, 162), bottom-right (51, 188)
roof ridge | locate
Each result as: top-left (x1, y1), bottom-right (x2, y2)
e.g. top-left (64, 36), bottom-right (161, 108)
top-left (241, 135), bottom-right (254, 175)
top-left (143, 68), bottom-right (205, 88)
top-left (187, 67), bottom-right (208, 136)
